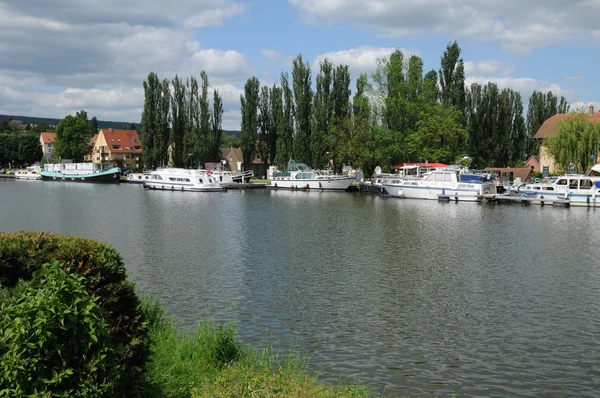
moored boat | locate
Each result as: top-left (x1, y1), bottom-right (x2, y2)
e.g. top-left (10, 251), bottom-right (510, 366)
top-left (142, 168), bottom-right (225, 192)
top-left (127, 172), bottom-right (151, 184)
top-left (268, 160), bottom-right (356, 191)
top-left (41, 163), bottom-right (121, 183)
top-left (382, 158), bottom-right (496, 202)
top-left (14, 166), bottom-right (42, 180)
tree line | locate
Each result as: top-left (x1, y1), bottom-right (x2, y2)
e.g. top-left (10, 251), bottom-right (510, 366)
top-left (239, 42), bottom-right (569, 174)
top-left (140, 71), bottom-right (223, 169)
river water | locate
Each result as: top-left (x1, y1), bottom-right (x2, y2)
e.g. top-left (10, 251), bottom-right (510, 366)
top-left (1, 180), bottom-right (599, 397)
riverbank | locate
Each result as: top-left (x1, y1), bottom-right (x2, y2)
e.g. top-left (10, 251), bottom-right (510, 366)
top-left (141, 299), bottom-right (369, 397)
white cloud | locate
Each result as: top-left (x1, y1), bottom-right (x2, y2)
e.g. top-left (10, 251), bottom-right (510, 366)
top-left (313, 46), bottom-right (419, 78)
top-left (569, 101), bottom-right (600, 114)
top-left (289, 0), bottom-right (600, 53)
top-left (0, 0), bottom-right (247, 126)
top-left (464, 60), bottom-right (513, 77)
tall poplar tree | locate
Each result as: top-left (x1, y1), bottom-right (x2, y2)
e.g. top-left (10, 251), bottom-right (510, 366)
top-left (199, 71), bottom-right (211, 166)
top-left (292, 54), bottom-right (313, 164)
top-left (439, 41), bottom-right (466, 117)
top-left (330, 64), bottom-right (352, 171)
top-left (526, 91), bottom-right (569, 156)
top-left (258, 86), bottom-right (272, 171)
top-left (275, 72), bottom-right (294, 169)
top-left (158, 79), bottom-right (170, 166)
top-left (269, 85), bottom-right (282, 169)
top-left (170, 75), bottom-right (186, 167)
top-left (240, 77), bottom-right (260, 169)
top-left (141, 72), bottom-right (161, 169)
top-left (210, 89), bottom-right (223, 162)
top-left (312, 58), bottom-right (333, 169)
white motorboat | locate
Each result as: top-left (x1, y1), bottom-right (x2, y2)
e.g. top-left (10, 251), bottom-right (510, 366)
top-left (268, 160), bottom-right (356, 191)
top-left (498, 171), bottom-right (600, 207)
top-left (382, 158), bottom-right (496, 202)
top-left (204, 169), bottom-right (253, 184)
top-left (14, 166), bottom-right (42, 180)
top-left (127, 172), bottom-right (151, 184)
top-left (142, 168), bottom-right (225, 192)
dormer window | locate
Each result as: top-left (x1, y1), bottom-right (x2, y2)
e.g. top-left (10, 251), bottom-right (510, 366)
top-left (118, 139), bottom-right (121, 142)
top-left (110, 138), bottom-right (114, 142)
top-left (125, 146), bottom-right (129, 150)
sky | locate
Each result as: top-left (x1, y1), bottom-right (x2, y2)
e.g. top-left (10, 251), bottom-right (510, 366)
top-left (0, 0), bottom-right (598, 130)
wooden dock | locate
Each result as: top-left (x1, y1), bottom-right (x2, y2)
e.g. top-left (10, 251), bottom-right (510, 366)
top-left (0, 174), bottom-right (15, 180)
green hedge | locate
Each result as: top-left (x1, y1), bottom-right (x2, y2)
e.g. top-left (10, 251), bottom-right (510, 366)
top-left (0, 232), bottom-right (148, 396)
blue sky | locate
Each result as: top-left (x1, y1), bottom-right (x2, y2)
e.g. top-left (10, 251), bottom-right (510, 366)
top-left (0, 0), bottom-right (598, 129)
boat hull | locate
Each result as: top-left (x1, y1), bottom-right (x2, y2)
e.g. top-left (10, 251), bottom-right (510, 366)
top-left (383, 183), bottom-right (494, 202)
top-left (15, 174), bottom-right (42, 181)
top-left (41, 167), bottom-right (121, 184)
top-left (143, 181), bottom-right (225, 192)
top-left (268, 176), bottom-right (355, 191)
top-left (498, 192), bottom-right (600, 207)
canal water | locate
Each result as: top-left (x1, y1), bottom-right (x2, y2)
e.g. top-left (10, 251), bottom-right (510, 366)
top-left (1, 180), bottom-right (599, 397)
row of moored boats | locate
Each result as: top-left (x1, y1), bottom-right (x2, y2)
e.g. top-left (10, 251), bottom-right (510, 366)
top-left (13, 158), bottom-right (600, 207)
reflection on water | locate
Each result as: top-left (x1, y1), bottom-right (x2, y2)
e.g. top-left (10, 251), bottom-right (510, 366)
top-left (2, 180), bottom-right (600, 396)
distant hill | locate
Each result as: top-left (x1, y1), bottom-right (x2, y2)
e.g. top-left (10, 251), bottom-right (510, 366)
top-left (0, 114), bottom-right (241, 137)
top-left (0, 114), bottom-right (140, 130)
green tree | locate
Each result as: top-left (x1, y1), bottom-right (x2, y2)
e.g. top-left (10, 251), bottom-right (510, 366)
top-left (75, 110), bottom-right (88, 122)
top-left (312, 58), bottom-right (334, 169)
top-left (240, 77), bottom-right (260, 169)
top-left (439, 41), bottom-right (466, 117)
top-left (330, 64), bottom-right (352, 171)
top-left (421, 70), bottom-right (439, 104)
top-left (54, 115), bottom-right (93, 162)
top-left (292, 54), bottom-right (313, 164)
top-left (349, 73), bottom-right (371, 171)
top-left (170, 75), bottom-right (187, 167)
top-left (210, 88), bottom-right (224, 162)
top-left (545, 114), bottom-right (600, 173)
top-left (199, 71), bottom-right (211, 166)
top-left (141, 72), bottom-right (162, 169)
top-left (526, 91), bottom-right (568, 156)
top-left (406, 104), bottom-right (468, 164)
top-left (275, 72), bottom-right (294, 169)
top-left (258, 86), bottom-right (272, 171)
top-left (269, 84), bottom-right (282, 169)
top-left (184, 76), bottom-right (199, 168)
top-left (90, 117), bottom-right (98, 134)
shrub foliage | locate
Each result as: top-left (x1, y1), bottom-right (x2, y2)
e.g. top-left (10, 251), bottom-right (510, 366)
top-left (0, 232), bottom-right (148, 395)
top-left (0, 262), bottom-right (120, 397)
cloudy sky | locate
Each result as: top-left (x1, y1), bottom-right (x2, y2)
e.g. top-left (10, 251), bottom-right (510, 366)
top-left (1, 0), bottom-right (598, 129)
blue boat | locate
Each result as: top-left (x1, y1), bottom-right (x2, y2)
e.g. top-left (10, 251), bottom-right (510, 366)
top-left (41, 163), bottom-right (121, 184)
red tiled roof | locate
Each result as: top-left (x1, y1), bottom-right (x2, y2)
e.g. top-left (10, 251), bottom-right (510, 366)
top-left (91, 134), bottom-right (98, 145)
top-left (533, 113), bottom-right (600, 139)
top-left (100, 129), bottom-right (142, 153)
top-left (40, 132), bottom-right (55, 143)
top-left (392, 162), bottom-right (448, 169)
top-left (525, 155), bottom-right (540, 166)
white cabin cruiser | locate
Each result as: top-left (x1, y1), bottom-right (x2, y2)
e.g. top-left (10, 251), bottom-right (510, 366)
top-left (143, 168), bottom-right (225, 192)
top-left (382, 158), bottom-right (496, 202)
top-left (14, 166), bottom-right (42, 180)
top-left (499, 173), bottom-right (600, 207)
top-left (127, 172), bottom-right (151, 184)
top-left (269, 160), bottom-right (356, 191)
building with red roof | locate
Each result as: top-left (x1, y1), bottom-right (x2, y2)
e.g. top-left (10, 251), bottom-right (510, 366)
top-left (533, 104), bottom-right (600, 173)
top-left (92, 128), bottom-right (142, 170)
top-left (39, 132), bottom-right (56, 159)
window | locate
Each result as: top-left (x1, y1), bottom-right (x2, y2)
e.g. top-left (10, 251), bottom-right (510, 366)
top-left (434, 173), bottom-right (444, 182)
top-left (424, 174), bottom-right (434, 181)
top-left (569, 179), bottom-right (578, 189)
top-left (112, 145), bottom-right (121, 150)
top-left (198, 179), bottom-right (203, 183)
top-left (444, 173), bottom-right (452, 182)
top-left (580, 179), bottom-right (593, 190)
top-left (556, 179), bottom-right (567, 186)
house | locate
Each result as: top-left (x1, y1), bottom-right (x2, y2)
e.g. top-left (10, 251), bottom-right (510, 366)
top-left (533, 104), bottom-right (600, 174)
top-left (91, 128), bottom-right (142, 170)
top-left (525, 155), bottom-right (540, 173)
top-left (220, 147), bottom-right (243, 171)
top-left (39, 132), bottom-right (56, 159)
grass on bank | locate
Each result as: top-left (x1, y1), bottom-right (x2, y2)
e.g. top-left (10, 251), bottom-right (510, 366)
top-left (140, 299), bottom-right (370, 398)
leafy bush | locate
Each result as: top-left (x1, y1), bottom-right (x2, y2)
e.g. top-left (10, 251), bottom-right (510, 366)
top-left (0, 262), bottom-right (120, 397)
top-left (0, 232), bottom-right (148, 395)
